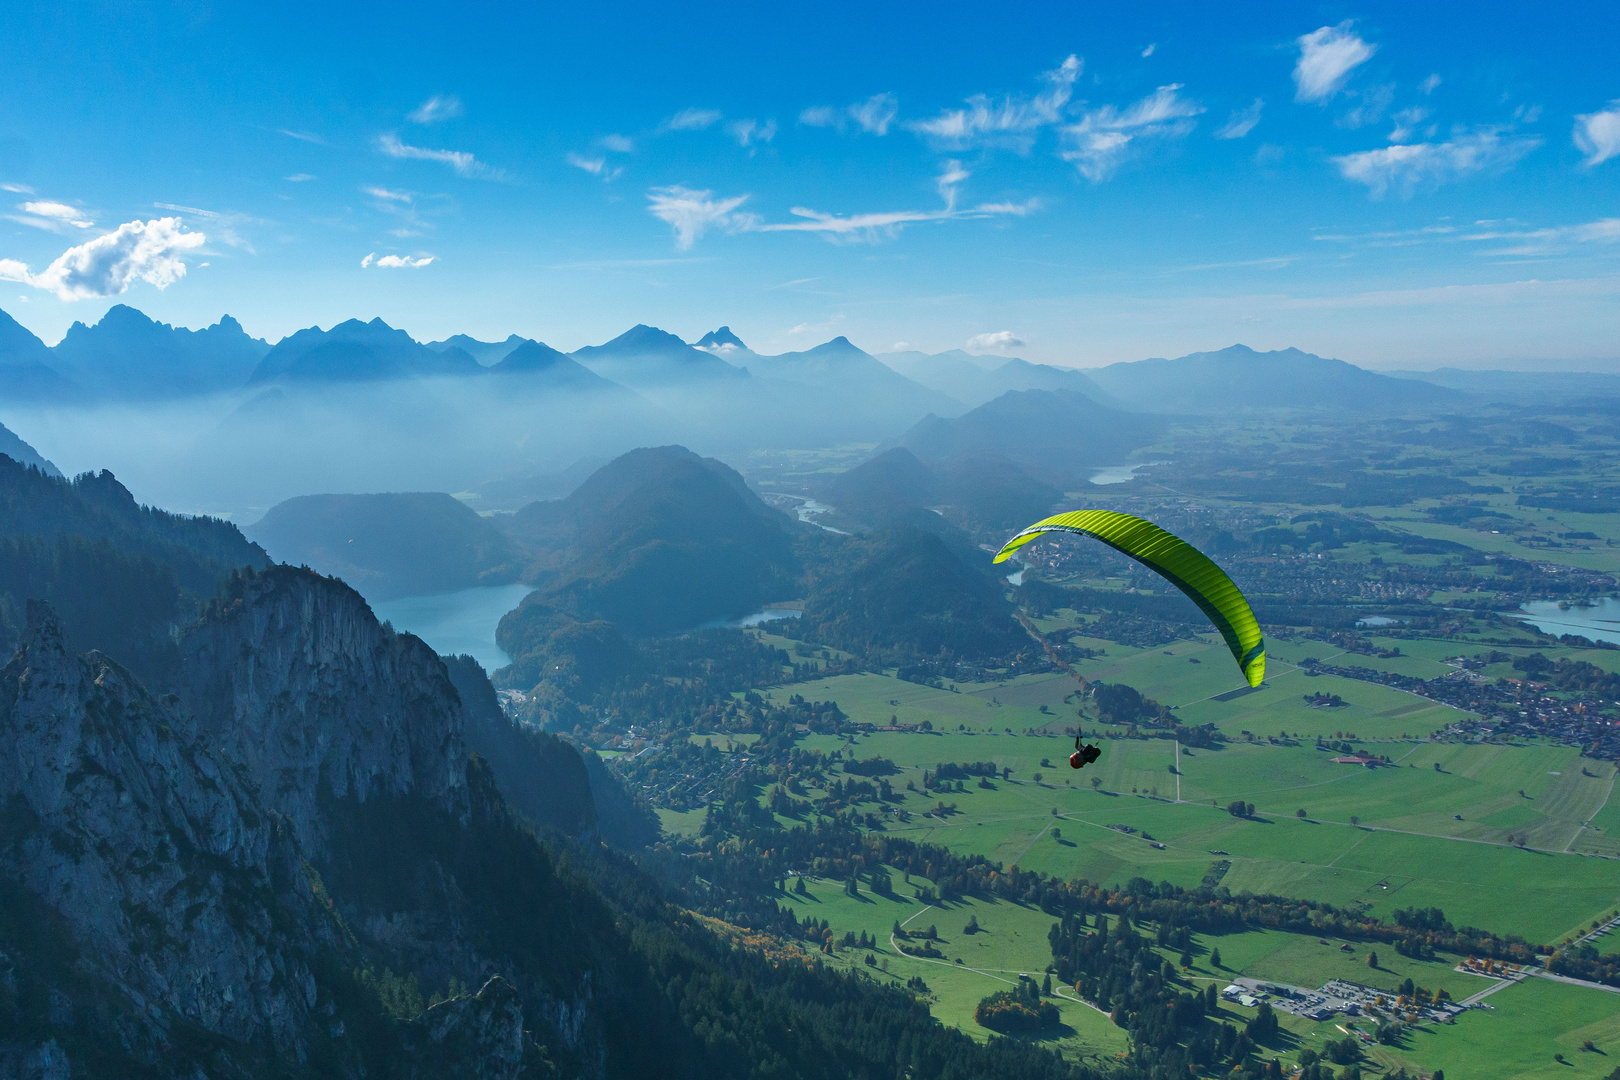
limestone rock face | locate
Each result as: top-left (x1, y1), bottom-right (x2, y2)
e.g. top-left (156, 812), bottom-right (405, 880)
top-left (0, 600), bottom-right (323, 1063)
top-left (404, 976), bottom-right (534, 1080)
top-left (178, 565), bottom-right (469, 852)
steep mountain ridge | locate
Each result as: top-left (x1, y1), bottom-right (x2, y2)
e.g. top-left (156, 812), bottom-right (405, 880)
top-left (52, 304), bottom-right (270, 398)
top-left (0, 307), bottom-right (78, 401)
top-left (250, 318), bottom-right (482, 384)
top-left (571, 324), bottom-right (746, 388)
top-left (0, 420), bottom-right (62, 476)
top-left (426, 333), bottom-right (533, 365)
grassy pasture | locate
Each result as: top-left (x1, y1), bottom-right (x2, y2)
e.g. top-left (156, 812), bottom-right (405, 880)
top-left (781, 874), bottom-right (1130, 1062)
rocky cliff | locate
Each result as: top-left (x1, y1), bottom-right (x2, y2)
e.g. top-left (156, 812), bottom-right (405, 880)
top-left (0, 568), bottom-right (629, 1078)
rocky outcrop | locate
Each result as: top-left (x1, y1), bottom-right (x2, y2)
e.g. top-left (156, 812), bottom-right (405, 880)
top-left (178, 565), bottom-right (469, 853)
top-left (0, 600), bottom-right (325, 1067)
top-left (404, 976), bottom-right (534, 1079)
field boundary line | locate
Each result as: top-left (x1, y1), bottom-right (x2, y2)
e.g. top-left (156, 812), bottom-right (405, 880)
top-left (1565, 766), bottom-right (1619, 854)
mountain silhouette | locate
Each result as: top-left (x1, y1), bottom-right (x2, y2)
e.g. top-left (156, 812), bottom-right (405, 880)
top-left (0, 420), bottom-right (61, 476)
top-left (571, 324), bottom-right (748, 389)
top-left (0, 306), bottom-right (78, 402)
top-left (249, 317), bottom-right (482, 384)
top-left (881, 348), bottom-right (1117, 409)
top-left (51, 304), bottom-right (269, 399)
top-left (1089, 344), bottom-right (1462, 413)
top-left (426, 332), bottom-right (532, 365)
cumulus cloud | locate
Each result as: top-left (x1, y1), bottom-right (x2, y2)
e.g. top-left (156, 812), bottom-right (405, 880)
top-left (1333, 130), bottom-right (1541, 197)
top-left (1216, 99), bottom-right (1264, 139)
top-left (966, 330), bottom-right (1025, 353)
top-left (663, 108), bottom-right (722, 131)
top-left (727, 119), bottom-right (778, 147)
top-left (361, 252), bottom-right (435, 268)
top-left (600, 134), bottom-right (634, 153)
top-left (152, 202), bottom-right (256, 252)
top-left (407, 95), bottom-right (464, 124)
top-left (908, 55), bottom-right (1081, 150)
top-left (1294, 22), bottom-right (1375, 103)
top-left (1061, 84), bottom-right (1203, 180)
top-left (0, 216), bottom-right (205, 300)
top-left (800, 93), bottom-right (899, 135)
top-left (647, 186), bottom-right (753, 250)
top-left (377, 133), bottom-right (500, 178)
top-left (8, 200), bottom-right (94, 232)
top-left (1575, 102), bottom-right (1620, 167)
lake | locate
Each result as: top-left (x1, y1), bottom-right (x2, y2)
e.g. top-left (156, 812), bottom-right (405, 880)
top-left (1089, 461), bottom-right (1168, 485)
top-left (372, 582), bottom-right (534, 673)
top-left (1516, 598), bottom-right (1620, 647)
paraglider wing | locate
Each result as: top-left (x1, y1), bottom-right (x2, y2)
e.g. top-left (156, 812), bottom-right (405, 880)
top-left (994, 510), bottom-right (1265, 687)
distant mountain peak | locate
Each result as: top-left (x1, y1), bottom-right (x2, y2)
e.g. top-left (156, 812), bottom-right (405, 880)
top-left (696, 326), bottom-right (749, 354)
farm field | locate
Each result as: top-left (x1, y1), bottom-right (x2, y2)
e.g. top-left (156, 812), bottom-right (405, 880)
top-left (780, 875), bottom-right (1131, 1065)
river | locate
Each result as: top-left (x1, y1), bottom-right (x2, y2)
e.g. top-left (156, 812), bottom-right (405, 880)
top-left (372, 583), bottom-right (534, 673)
top-left (1516, 598), bottom-right (1620, 647)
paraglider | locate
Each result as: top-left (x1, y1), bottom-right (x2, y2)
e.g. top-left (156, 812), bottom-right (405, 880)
top-left (1069, 736), bottom-right (1100, 770)
top-left (995, 509), bottom-right (1265, 688)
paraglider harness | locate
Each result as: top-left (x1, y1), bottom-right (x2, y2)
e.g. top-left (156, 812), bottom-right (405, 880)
top-left (1069, 734), bottom-right (1100, 770)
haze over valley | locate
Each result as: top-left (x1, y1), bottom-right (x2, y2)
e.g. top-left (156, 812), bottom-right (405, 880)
top-left (3, 4), bottom-right (1620, 1078)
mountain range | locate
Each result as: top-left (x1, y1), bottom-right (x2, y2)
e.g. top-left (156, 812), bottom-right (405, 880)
top-left (879, 347), bottom-right (1120, 409)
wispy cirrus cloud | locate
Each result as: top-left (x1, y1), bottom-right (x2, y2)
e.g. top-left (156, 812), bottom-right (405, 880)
top-left (600, 134), bottom-right (634, 153)
top-left (1575, 102), bottom-right (1620, 167)
top-left (7, 199), bottom-right (94, 232)
top-left (407, 95), bottom-right (464, 124)
top-left (908, 55), bottom-right (1080, 150)
top-left (727, 119), bottom-right (778, 147)
top-left (0, 216), bottom-right (205, 300)
top-left (966, 330), bottom-right (1024, 352)
top-left (1, 182), bottom-right (35, 194)
top-left (1460, 217), bottom-right (1620, 257)
top-left (1294, 22), bottom-right (1375, 103)
top-left (662, 108), bottom-right (723, 132)
top-left (1216, 99), bottom-right (1264, 140)
top-left (1333, 129), bottom-right (1541, 197)
top-left (1061, 84), bottom-right (1203, 180)
top-left (285, 173), bottom-right (316, 182)
top-left (800, 93), bottom-right (899, 135)
top-left (1389, 107), bottom-right (1431, 143)
top-left (377, 133), bottom-right (502, 179)
top-left (361, 252), bottom-right (435, 268)
top-left (646, 187), bottom-right (754, 250)
top-left (279, 129), bottom-right (325, 144)
top-left (646, 162), bottom-right (1035, 249)
top-left (153, 202), bottom-right (256, 252)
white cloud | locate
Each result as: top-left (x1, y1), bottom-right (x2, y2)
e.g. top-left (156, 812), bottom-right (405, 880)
top-left (1459, 217), bottom-right (1620, 256)
top-left (1574, 102), bottom-right (1620, 167)
top-left (9, 200), bottom-right (94, 232)
top-left (889, 341), bottom-right (913, 352)
top-left (152, 202), bottom-right (256, 252)
top-left (1141, 43), bottom-right (1156, 58)
top-left (800, 93), bottom-right (899, 135)
top-left (362, 186), bottom-right (413, 202)
top-left (663, 108), bottom-right (722, 131)
top-left (1333, 130), bottom-right (1542, 197)
top-left (647, 186), bottom-right (753, 250)
top-left (361, 252), bottom-right (435, 268)
top-left (280, 129), bottom-right (325, 144)
top-left (728, 118), bottom-right (778, 147)
top-left (966, 330), bottom-right (1025, 353)
top-left (1419, 74), bottom-right (1442, 95)
top-left (567, 153), bottom-right (608, 175)
top-left (1216, 99), bottom-right (1264, 139)
top-left (1061, 84), bottom-right (1203, 180)
top-left (600, 134), bottom-right (634, 153)
top-left (0, 216), bottom-right (205, 300)
top-left (1294, 22), bottom-right (1376, 103)
top-left (1389, 107), bottom-right (1429, 143)
top-left (648, 162), bottom-right (1036, 249)
top-left (407, 95), bottom-right (464, 124)
top-left (908, 55), bottom-right (1080, 150)
top-left (1, 182), bottom-right (34, 194)
top-left (1339, 83), bottom-right (1394, 130)
top-left (285, 173), bottom-right (316, 182)
top-left (377, 133), bottom-right (500, 178)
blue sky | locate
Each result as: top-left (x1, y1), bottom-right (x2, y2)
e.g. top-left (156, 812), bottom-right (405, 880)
top-left (0, 1), bottom-right (1616, 368)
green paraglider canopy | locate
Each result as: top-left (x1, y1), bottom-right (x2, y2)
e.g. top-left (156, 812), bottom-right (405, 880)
top-left (994, 509), bottom-right (1265, 688)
